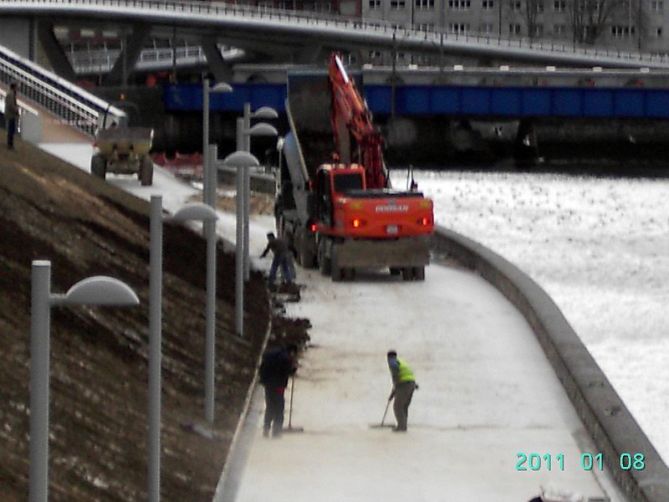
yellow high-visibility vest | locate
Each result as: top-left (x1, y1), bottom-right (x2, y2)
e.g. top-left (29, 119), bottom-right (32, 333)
top-left (397, 358), bottom-right (415, 383)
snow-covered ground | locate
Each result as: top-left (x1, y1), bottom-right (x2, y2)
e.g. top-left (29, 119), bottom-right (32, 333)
top-left (395, 169), bottom-right (669, 465)
top-left (42, 141), bottom-right (625, 501)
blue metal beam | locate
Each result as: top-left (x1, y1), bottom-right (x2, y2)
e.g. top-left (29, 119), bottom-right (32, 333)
top-left (163, 83), bottom-right (669, 119)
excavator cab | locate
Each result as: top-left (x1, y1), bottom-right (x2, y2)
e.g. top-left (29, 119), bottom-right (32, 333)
top-left (315, 164), bottom-right (366, 226)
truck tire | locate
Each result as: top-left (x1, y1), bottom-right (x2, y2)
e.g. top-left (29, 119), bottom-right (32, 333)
top-left (413, 266), bottom-right (425, 281)
top-left (331, 246), bottom-right (342, 282)
top-left (139, 156), bottom-right (154, 186)
top-left (389, 267), bottom-right (401, 276)
top-left (401, 267), bottom-right (414, 281)
top-left (297, 228), bottom-right (316, 269)
top-left (91, 154), bottom-right (106, 180)
top-left (318, 239), bottom-right (331, 276)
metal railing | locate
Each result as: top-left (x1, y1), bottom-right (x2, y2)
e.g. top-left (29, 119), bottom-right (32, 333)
top-left (70, 45), bottom-right (207, 74)
top-left (0, 43), bottom-right (125, 137)
top-left (3, 0), bottom-right (669, 67)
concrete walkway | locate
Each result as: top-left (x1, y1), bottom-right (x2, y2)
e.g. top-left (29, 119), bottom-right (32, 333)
top-left (232, 262), bottom-right (624, 502)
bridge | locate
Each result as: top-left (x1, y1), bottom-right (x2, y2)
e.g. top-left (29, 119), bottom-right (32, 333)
top-left (3, 0), bottom-right (669, 89)
top-left (164, 80), bottom-right (669, 120)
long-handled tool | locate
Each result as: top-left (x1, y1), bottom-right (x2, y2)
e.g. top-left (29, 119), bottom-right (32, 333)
top-left (283, 375), bottom-right (304, 433)
top-left (370, 394), bottom-right (395, 429)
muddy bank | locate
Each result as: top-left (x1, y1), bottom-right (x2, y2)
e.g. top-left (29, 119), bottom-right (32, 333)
top-left (0, 139), bottom-right (309, 501)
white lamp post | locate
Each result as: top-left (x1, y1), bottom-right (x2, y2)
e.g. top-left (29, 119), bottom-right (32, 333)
top-left (221, 150), bottom-right (260, 337)
top-left (148, 196), bottom-right (218, 502)
top-left (202, 78), bottom-right (233, 208)
top-left (240, 104), bottom-right (278, 282)
top-left (29, 261), bottom-right (139, 502)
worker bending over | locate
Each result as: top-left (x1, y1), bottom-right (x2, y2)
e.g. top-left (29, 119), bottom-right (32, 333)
top-left (260, 232), bottom-right (295, 290)
top-left (387, 350), bottom-right (417, 432)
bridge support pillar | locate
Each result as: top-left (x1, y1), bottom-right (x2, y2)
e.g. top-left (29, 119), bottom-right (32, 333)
top-left (514, 118), bottom-right (540, 168)
top-left (104, 23), bottom-right (150, 86)
top-left (36, 21), bottom-right (76, 81)
top-left (200, 36), bottom-right (232, 83)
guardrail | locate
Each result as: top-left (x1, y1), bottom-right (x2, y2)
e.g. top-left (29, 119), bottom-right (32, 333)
top-left (0, 43), bottom-right (125, 136)
top-left (70, 45), bottom-right (207, 74)
top-left (3, 0), bottom-right (669, 67)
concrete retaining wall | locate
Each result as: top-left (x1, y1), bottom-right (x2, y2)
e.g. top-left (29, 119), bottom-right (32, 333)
top-left (430, 225), bottom-right (669, 502)
top-left (217, 166), bottom-right (276, 195)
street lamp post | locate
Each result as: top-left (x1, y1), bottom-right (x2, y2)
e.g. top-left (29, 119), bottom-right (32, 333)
top-left (29, 261), bottom-right (139, 502)
top-left (221, 150), bottom-right (261, 337)
top-left (148, 196), bottom-right (218, 502)
top-left (202, 78), bottom-right (232, 208)
top-left (239, 104), bottom-right (278, 282)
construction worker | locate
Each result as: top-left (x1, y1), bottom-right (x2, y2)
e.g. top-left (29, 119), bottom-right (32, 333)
top-left (4, 83), bottom-right (18, 150)
top-left (259, 344), bottom-right (298, 438)
top-left (387, 350), bottom-right (417, 432)
top-left (260, 232), bottom-right (295, 290)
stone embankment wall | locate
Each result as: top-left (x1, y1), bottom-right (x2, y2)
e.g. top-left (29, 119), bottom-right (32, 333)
top-left (430, 226), bottom-right (669, 502)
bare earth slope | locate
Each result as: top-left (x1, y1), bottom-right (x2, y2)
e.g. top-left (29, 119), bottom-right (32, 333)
top-left (0, 139), bottom-right (270, 501)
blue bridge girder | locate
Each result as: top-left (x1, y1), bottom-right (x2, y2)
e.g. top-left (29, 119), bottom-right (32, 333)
top-left (164, 82), bottom-right (669, 120)
top-left (3, 0), bottom-right (669, 70)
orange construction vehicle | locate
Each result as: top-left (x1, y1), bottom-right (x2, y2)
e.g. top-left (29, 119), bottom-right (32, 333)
top-left (275, 53), bottom-right (434, 281)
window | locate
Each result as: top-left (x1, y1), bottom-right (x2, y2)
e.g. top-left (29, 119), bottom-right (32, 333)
top-left (531, 24), bottom-right (544, 36)
top-left (391, 0), bottom-right (406, 8)
top-left (536, 1), bottom-right (544, 12)
top-left (553, 24), bottom-right (566, 36)
top-left (415, 0), bottom-right (435, 8)
top-left (553, 0), bottom-right (566, 11)
top-left (369, 0), bottom-right (381, 7)
top-left (482, 0), bottom-right (494, 8)
top-left (509, 23), bottom-right (521, 35)
top-left (449, 22), bottom-right (470, 33)
top-left (511, 0), bottom-right (522, 10)
top-left (481, 22), bottom-right (494, 33)
top-left (448, 0), bottom-right (471, 9)
top-left (657, 27), bottom-right (664, 37)
top-left (611, 25), bottom-right (635, 37)
top-left (417, 23), bottom-right (434, 30)
top-left (369, 50), bottom-right (382, 58)
top-left (652, 0), bottom-right (663, 10)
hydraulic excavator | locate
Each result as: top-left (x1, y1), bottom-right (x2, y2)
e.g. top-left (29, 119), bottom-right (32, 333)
top-left (276, 53), bottom-right (434, 281)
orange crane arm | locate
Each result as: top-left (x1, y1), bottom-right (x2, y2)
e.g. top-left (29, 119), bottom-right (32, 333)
top-left (328, 53), bottom-right (388, 189)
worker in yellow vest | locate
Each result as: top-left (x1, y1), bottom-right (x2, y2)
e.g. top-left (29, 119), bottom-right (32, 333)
top-left (387, 350), bottom-right (417, 432)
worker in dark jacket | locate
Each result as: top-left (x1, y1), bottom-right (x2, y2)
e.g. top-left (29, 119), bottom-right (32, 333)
top-left (259, 344), bottom-right (298, 437)
top-left (260, 232), bottom-right (295, 289)
top-left (4, 83), bottom-right (18, 150)
top-left (387, 350), bottom-right (417, 432)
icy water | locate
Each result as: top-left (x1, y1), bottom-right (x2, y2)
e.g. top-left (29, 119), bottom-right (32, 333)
top-left (390, 168), bottom-right (669, 465)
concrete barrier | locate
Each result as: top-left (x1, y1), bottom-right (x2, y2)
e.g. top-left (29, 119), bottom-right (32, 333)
top-left (430, 225), bottom-right (669, 501)
top-left (217, 166), bottom-right (276, 195)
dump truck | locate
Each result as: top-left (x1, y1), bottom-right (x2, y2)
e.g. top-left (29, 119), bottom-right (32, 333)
top-left (275, 53), bottom-right (434, 281)
top-left (91, 126), bottom-right (154, 186)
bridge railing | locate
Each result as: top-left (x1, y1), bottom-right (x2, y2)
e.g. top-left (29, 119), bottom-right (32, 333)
top-left (70, 45), bottom-right (209, 74)
top-left (0, 43), bottom-right (125, 136)
top-left (5, 0), bottom-right (669, 67)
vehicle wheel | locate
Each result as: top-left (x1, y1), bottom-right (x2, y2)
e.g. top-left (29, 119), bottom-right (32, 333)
top-left (413, 267), bottom-right (425, 281)
top-left (91, 154), bottom-right (107, 180)
top-left (139, 156), bottom-right (154, 186)
top-left (343, 268), bottom-right (356, 281)
top-left (389, 267), bottom-right (401, 276)
top-left (318, 239), bottom-right (331, 276)
top-left (298, 228), bottom-right (316, 269)
top-left (331, 246), bottom-right (342, 282)
top-left (401, 267), bottom-right (414, 281)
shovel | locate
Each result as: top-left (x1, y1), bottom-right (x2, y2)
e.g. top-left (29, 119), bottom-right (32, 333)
top-left (370, 395), bottom-right (395, 429)
top-left (283, 375), bottom-right (304, 433)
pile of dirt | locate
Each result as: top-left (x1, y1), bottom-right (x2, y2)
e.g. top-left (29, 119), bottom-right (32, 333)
top-left (0, 139), bottom-right (308, 501)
